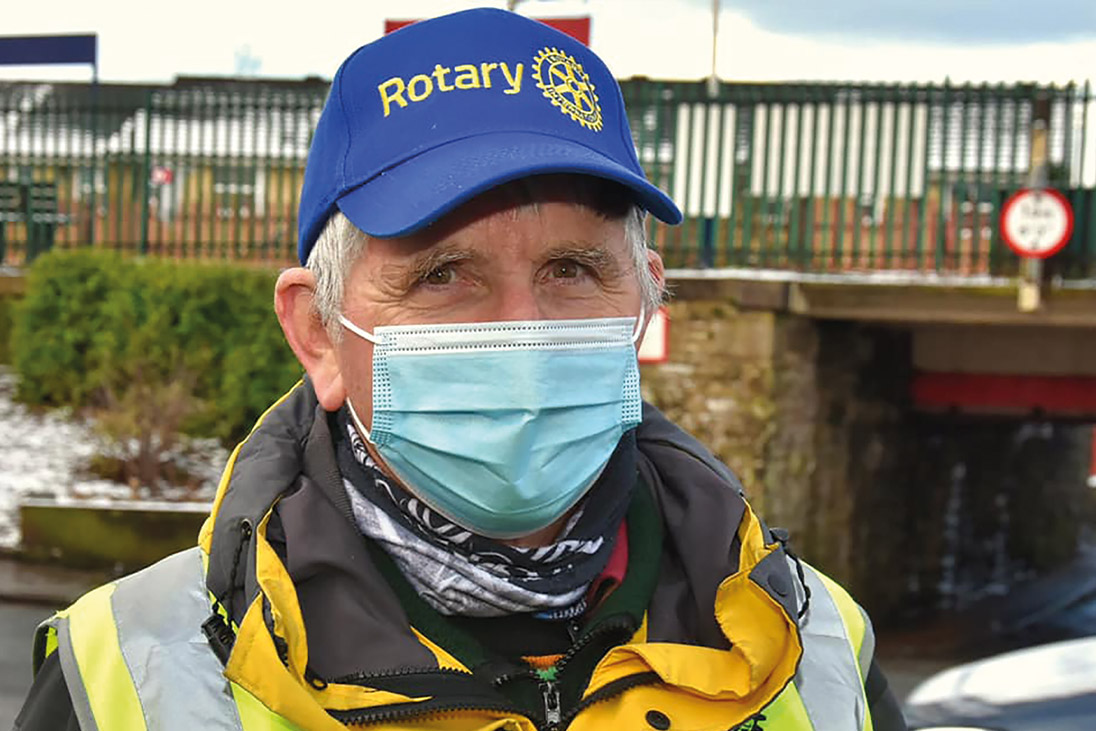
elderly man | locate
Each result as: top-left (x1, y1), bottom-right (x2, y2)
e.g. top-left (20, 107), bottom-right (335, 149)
top-left (17, 8), bottom-right (905, 731)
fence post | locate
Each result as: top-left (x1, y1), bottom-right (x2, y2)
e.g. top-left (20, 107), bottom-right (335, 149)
top-left (139, 90), bottom-right (153, 255)
top-left (700, 217), bottom-right (716, 267)
top-left (86, 83), bottom-right (99, 245)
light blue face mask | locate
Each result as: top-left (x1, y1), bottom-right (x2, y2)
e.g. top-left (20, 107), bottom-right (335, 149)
top-left (338, 314), bottom-right (644, 539)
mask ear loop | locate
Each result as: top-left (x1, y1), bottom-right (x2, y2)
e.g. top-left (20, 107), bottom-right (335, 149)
top-left (345, 397), bottom-right (376, 445)
top-left (631, 303), bottom-right (647, 344)
top-left (338, 314), bottom-right (381, 344)
top-left (338, 315), bottom-right (380, 443)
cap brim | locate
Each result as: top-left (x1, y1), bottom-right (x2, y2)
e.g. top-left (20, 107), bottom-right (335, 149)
top-left (335, 131), bottom-right (683, 238)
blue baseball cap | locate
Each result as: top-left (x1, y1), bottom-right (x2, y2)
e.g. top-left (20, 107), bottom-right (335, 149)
top-left (296, 7), bottom-right (682, 264)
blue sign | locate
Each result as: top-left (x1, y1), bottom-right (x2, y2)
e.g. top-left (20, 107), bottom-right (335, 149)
top-left (0, 34), bottom-right (97, 66)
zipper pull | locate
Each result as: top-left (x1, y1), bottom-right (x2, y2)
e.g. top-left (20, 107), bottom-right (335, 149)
top-left (541, 679), bottom-right (561, 729)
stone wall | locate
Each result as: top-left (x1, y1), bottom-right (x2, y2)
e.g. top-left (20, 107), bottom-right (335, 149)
top-left (640, 300), bottom-right (778, 492)
top-left (641, 302), bottom-right (918, 616)
top-left (640, 290), bottom-right (1093, 622)
top-left (803, 323), bottom-right (918, 616)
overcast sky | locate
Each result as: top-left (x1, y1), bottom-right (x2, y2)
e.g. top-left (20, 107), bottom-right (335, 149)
top-left (3, 0), bottom-right (1095, 85)
top-left (720, 0), bottom-right (1096, 44)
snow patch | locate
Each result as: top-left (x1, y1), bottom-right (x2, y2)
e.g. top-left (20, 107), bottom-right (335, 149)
top-left (0, 366), bottom-right (226, 548)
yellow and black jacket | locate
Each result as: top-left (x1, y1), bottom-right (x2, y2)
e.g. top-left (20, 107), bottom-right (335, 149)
top-left (19, 381), bottom-right (905, 730)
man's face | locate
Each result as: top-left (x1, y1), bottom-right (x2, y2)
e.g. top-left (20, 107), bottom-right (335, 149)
top-left (336, 178), bottom-right (648, 431)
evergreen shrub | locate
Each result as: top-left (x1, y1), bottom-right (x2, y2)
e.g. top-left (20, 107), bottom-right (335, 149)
top-left (12, 250), bottom-right (302, 447)
top-left (0, 296), bottom-right (13, 364)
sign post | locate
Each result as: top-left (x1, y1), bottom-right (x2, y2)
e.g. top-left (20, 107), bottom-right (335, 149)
top-left (1014, 97), bottom-right (1052, 312)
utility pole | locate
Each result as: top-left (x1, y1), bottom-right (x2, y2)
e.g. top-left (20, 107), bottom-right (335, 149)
top-left (707, 0), bottom-right (720, 98)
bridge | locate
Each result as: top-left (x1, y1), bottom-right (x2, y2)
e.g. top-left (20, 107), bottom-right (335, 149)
top-left (1, 76), bottom-right (1094, 622)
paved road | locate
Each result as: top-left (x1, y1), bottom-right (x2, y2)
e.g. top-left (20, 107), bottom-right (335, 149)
top-left (0, 601), bottom-right (54, 730)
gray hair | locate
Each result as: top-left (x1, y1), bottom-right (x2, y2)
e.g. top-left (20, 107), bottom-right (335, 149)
top-left (307, 198), bottom-right (663, 341)
top-left (307, 211), bottom-right (370, 341)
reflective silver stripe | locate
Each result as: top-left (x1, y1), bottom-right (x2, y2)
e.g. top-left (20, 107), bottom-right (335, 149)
top-left (856, 604), bottom-right (875, 681)
top-left (51, 616), bottom-right (101, 731)
top-left (110, 548), bottom-right (244, 731)
top-left (785, 559), bottom-right (869, 730)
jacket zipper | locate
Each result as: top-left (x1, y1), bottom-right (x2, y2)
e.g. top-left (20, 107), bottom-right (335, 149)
top-left (554, 613), bottom-right (634, 676)
top-left (325, 667), bottom-right (530, 727)
top-left (539, 614), bottom-right (642, 730)
top-left (331, 670), bottom-right (659, 729)
top-left (541, 679), bottom-right (562, 728)
top-left (336, 701), bottom-right (524, 727)
top-left (326, 615), bottom-right (645, 729)
top-left (557, 671), bottom-right (660, 728)
top-left (328, 666), bottom-right (473, 684)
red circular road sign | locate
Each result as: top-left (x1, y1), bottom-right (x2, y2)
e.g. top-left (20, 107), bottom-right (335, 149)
top-left (150, 165), bottom-right (174, 185)
top-left (1000, 187), bottom-right (1074, 259)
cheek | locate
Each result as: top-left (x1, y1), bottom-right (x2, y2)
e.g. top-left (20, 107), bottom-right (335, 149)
top-left (338, 342), bottom-right (377, 425)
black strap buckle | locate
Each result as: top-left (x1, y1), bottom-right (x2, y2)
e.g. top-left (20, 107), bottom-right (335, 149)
top-left (201, 612), bottom-right (236, 666)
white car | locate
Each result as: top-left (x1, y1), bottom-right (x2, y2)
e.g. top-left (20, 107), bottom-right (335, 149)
top-left (904, 636), bottom-right (1096, 730)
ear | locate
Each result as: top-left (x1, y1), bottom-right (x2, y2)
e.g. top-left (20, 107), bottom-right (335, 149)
top-left (274, 267), bottom-right (346, 411)
top-left (646, 248), bottom-right (665, 324)
top-left (634, 248), bottom-right (666, 350)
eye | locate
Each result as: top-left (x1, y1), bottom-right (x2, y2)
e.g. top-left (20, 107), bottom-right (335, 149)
top-left (550, 259), bottom-right (584, 279)
top-left (422, 265), bottom-right (455, 286)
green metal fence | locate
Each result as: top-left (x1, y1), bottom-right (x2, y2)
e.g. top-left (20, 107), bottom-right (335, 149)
top-left (2, 77), bottom-right (1094, 279)
top-left (0, 78), bottom-right (327, 265)
top-left (621, 80), bottom-right (1096, 279)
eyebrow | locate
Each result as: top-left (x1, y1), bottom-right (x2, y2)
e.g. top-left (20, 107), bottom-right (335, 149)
top-left (544, 243), bottom-right (628, 279)
top-left (377, 244), bottom-right (481, 294)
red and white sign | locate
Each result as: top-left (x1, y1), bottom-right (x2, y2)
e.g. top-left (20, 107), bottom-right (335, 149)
top-left (385, 17), bottom-right (590, 45)
top-left (638, 306), bottom-right (669, 364)
top-left (1000, 187), bottom-right (1074, 259)
top-left (1088, 430), bottom-right (1096, 489)
top-left (150, 165), bottom-right (174, 186)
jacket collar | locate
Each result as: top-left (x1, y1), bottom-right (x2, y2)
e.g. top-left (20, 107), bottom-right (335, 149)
top-left (199, 384), bottom-right (802, 728)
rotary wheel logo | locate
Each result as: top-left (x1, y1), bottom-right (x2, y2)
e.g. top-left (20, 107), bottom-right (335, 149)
top-left (532, 47), bottom-right (603, 131)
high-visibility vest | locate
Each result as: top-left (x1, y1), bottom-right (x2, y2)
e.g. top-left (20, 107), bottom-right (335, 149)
top-left (35, 548), bottom-right (873, 731)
